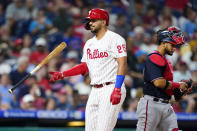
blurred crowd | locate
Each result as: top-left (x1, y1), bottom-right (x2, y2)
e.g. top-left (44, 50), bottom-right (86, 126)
top-left (0, 0), bottom-right (197, 113)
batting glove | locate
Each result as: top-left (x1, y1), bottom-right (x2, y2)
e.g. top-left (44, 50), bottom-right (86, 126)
top-left (110, 87), bottom-right (121, 105)
top-left (49, 71), bottom-right (64, 82)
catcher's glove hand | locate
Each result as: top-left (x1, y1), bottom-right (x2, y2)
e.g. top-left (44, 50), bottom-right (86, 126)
top-left (173, 79), bottom-right (193, 101)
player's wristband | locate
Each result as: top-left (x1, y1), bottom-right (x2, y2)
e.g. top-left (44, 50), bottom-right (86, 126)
top-left (115, 75), bottom-right (125, 88)
top-left (164, 80), bottom-right (169, 90)
top-left (172, 82), bottom-right (180, 90)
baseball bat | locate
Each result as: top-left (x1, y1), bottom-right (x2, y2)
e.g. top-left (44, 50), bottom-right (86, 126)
top-left (8, 42), bottom-right (67, 94)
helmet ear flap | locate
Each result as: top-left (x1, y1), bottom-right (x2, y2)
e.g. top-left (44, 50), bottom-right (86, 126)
top-left (83, 19), bottom-right (90, 30)
top-left (156, 28), bottom-right (168, 44)
top-left (85, 21), bottom-right (90, 30)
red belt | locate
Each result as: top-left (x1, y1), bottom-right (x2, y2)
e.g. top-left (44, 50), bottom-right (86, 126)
top-left (92, 82), bottom-right (114, 88)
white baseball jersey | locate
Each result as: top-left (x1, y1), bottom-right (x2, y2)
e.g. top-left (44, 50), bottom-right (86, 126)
top-left (81, 30), bottom-right (127, 131)
top-left (81, 30), bottom-right (127, 85)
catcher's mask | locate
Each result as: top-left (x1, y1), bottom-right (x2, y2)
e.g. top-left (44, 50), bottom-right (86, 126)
top-left (157, 26), bottom-right (185, 48)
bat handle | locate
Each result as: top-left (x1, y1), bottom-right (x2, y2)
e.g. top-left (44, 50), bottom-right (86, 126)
top-left (9, 74), bottom-right (31, 94)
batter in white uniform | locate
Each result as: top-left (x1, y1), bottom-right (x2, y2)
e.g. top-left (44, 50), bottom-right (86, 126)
top-left (49, 8), bottom-right (127, 131)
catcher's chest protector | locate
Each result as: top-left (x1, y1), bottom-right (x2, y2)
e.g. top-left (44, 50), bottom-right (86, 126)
top-left (163, 58), bottom-right (173, 81)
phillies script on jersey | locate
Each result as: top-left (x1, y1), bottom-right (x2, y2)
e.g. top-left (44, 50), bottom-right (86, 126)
top-left (87, 48), bottom-right (108, 59)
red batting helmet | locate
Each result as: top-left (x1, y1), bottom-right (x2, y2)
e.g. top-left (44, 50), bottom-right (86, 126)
top-left (157, 26), bottom-right (185, 47)
top-left (86, 8), bottom-right (109, 26)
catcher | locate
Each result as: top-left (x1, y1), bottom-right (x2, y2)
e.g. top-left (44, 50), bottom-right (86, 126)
top-left (136, 26), bottom-right (193, 131)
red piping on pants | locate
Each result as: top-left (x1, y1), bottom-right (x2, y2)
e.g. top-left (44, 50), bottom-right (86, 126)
top-left (144, 100), bottom-right (149, 131)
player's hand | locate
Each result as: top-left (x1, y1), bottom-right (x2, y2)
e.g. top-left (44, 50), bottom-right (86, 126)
top-left (110, 87), bottom-right (121, 105)
top-left (49, 71), bottom-right (64, 82)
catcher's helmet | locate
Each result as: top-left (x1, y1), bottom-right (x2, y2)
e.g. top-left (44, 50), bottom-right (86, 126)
top-left (84, 8), bottom-right (109, 30)
top-left (157, 26), bottom-right (185, 46)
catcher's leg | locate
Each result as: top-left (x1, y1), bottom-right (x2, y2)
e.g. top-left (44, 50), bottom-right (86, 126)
top-left (157, 105), bottom-right (178, 131)
top-left (136, 97), bottom-right (161, 131)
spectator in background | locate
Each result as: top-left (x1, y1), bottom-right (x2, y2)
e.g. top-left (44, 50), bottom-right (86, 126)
top-left (22, 34), bottom-right (33, 48)
top-left (5, 0), bottom-right (26, 36)
top-left (165, 0), bottom-right (189, 18)
top-left (127, 88), bottom-right (143, 112)
top-left (0, 42), bottom-right (11, 75)
top-left (72, 13), bottom-right (86, 40)
top-left (73, 75), bottom-right (91, 111)
top-left (74, 84), bottom-right (90, 111)
top-left (182, 64), bottom-right (197, 112)
top-left (0, 74), bottom-right (14, 109)
top-left (73, 75), bottom-right (91, 96)
top-left (63, 26), bottom-right (83, 52)
top-left (140, 32), bottom-right (158, 54)
top-left (178, 4), bottom-right (191, 30)
top-left (52, 6), bottom-right (72, 33)
top-left (155, 15), bottom-right (173, 31)
top-left (47, 57), bottom-right (59, 72)
top-left (182, 34), bottom-right (197, 66)
top-left (20, 94), bottom-right (35, 110)
top-left (20, 47), bottom-right (31, 57)
top-left (110, 0), bottom-right (126, 15)
top-left (9, 56), bottom-right (29, 94)
top-left (114, 14), bottom-right (129, 38)
top-left (36, 66), bottom-right (52, 97)
top-left (19, 47), bottom-right (35, 73)
top-left (0, 3), bottom-right (5, 26)
top-left (25, 0), bottom-right (38, 20)
top-left (60, 50), bottom-right (83, 86)
top-left (122, 75), bottom-right (133, 111)
top-left (29, 84), bottom-right (45, 110)
top-left (180, 29), bottom-right (197, 57)
top-left (45, 97), bottom-right (56, 110)
top-left (129, 50), bottom-right (146, 89)
top-left (9, 55), bottom-right (30, 108)
top-left (10, 38), bottom-right (23, 58)
top-left (30, 37), bottom-right (48, 65)
top-left (56, 87), bottom-right (72, 110)
top-left (173, 61), bottom-right (191, 82)
top-left (14, 0), bottom-right (38, 37)
top-left (128, 16), bottom-right (142, 32)
top-left (28, 9), bottom-right (52, 38)
top-left (17, 75), bottom-right (37, 103)
top-left (159, 6), bottom-right (178, 27)
top-left (133, 26), bottom-right (144, 46)
top-left (126, 32), bottom-right (139, 57)
top-left (143, 4), bottom-right (159, 31)
top-left (183, 8), bottom-right (197, 37)
top-left (127, 0), bottom-right (145, 18)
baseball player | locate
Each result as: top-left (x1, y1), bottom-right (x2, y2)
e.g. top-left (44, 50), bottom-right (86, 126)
top-left (49, 8), bottom-right (127, 131)
top-left (136, 26), bottom-right (191, 131)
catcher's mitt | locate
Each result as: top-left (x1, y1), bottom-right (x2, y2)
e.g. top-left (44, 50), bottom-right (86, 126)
top-left (173, 79), bottom-right (193, 101)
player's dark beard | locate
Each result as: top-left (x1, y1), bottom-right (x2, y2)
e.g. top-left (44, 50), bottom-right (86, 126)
top-left (91, 29), bottom-right (98, 34)
top-left (91, 25), bottom-right (101, 34)
top-left (164, 48), bottom-right (173, 56)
